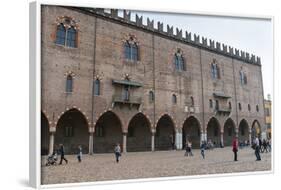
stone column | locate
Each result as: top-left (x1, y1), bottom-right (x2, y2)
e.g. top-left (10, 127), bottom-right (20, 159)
top-left (220, 132), bottom-right (224, 148)
top-left (175, 130), bottom-right (182, 150)
top-left (122, 133), bottom-right (127, 153)
top-left (88, 132), bottom-right (94, 155)
top-left (200, 131), bottom-right (204, 143)
top-left (151, 132), bottom-right (155, 151)
top-left (48, 132), bottom-right (54, 155)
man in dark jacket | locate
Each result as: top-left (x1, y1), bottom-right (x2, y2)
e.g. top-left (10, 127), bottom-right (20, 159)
top-left (59, 144), bottom-right (68, 165)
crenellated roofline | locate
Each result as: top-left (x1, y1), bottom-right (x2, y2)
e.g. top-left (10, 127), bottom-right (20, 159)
top-left (68, 6), bottom-right (261, 66)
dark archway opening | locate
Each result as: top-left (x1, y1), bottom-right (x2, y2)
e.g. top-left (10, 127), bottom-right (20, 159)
top-left (223, 118), bottom-right (236, 146)
top-left (182, 116), bottom-right (201, 149)
top-left (127, 113), bottom-right (151, 152)
top-left (55, 109), bottom-right (89, 154)
top-left (207, 117), bottom-right (221, 147)
top-left (41, 112), bottom-right (49, 155)
top-left (155, 115), bottom-right (175, 150)
top-left (252, 120), bottom-right (261, 140)
top-left (94, 111), bottom-right (123, 153)
top-left (239, 119), bottom-right (250, 144)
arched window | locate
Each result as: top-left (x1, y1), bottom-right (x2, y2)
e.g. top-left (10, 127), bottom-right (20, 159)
top-left (211, 61), bottom-right (220, 79)
top-left (55, 17), bottom-right (78, 47)
top-left (95, 125), bottom-right (104, 137)
top-left (94, 79), bottom-right (100, 96)
top-left (174, 53), bottom-right (185, 71)
top-left (248, 104), bottom-right (251, 111)
top-left (215, 100), bottom-right (219, 110)
top-left (229, 102), bottom-right (232, 110)
top-left (124, 37), bottom-right (139, 61)
top-left (209, 99), bottom-right (213, 108)
top-left (256, 105), bottom-right (259, 112)
top-left (240, 70), bottom-right (248, 85)
top-left (64, 125), bottom-right (74, 137)
top-left (238, 103), bottom-right (242, 111)
top-left (172, 94), bottom-right (177, 104)
top-left (66, 75), bottom-right (73, 93)
top-left (66, 27), bottom-right (77, 48)
top-left (149, 91), bottom-right (154, 103)
top-left (190, 96), bottom-right (194, 106)
top-left (55, 24), bottom-right (66, 45)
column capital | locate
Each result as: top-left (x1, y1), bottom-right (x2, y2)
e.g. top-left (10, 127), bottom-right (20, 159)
top-left (49, 127), bottom-right (56, 133)
top-left (88, 127), bottom-right (94, 133)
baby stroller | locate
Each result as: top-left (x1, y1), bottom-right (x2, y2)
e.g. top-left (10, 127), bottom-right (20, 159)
top-left (45, 152), bottom-right (58, 166)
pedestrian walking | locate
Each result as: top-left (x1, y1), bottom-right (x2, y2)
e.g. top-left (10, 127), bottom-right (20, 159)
top-left (253, 137), bottom-right (261, 161)
top-left (232, 137), bottom-right (238, 161)
top-left (59, 144), bottom-right (68, 165)
top-left (77, 145), bottom-right (82, 163)
top-left (187, 140), bottom-right (193, 156)
top-left (200, 141), bottom-right (206, 159)
top-left (262, 139), bottom-right (268, 153)
top-left (114, 143), bottom-right (121, 163)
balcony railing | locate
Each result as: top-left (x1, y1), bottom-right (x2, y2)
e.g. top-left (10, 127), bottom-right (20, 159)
top-left (215, 108), bottom-right (231, 115)
top-left (112, 95), bottom-right (142, 106)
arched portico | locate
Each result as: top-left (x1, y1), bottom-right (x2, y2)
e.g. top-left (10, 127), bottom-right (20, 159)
top-left (55, 108), bottom-right (89, 154)
top-left (41, 112), bottom-right (50, 155)
top-left (127, 113), bottom-right (151, 152)
top-left (223, 118), bottom-right (236, 146)
top-left (155, 114), bottom-right (176, 150)
top-left (93, 111), bottom-right (123, 153)
top-left (252, 120), bottom-right (262, 139)
top-left (239, 119), bottom-right (250, 143)
top-left (182, 116), bottom-right (201, 149)
top-left (207, 117), bottom-right (221, 147)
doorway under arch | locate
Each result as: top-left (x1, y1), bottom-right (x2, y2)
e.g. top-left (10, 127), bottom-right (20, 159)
top-left (223, 118), bottom-right (236, 146)
top-left (55, 109), bottom-right (89, 154)
top-left (182, 116), bottom-right (201, 149)
top-left (127, 113), bottom-right (151, 152)
top-left (93, 111), bottom-right (123, 153)
top-left (207, 117), bottom-right (221, 147)
top-left (41, 112), bottom-right (50, 155)
top-left (155, 114), bottom-right (175, 150)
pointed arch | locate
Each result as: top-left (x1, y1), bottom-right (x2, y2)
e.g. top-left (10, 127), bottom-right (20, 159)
top-left (55, 108), bottom-right (89, 154)
top-left (239, 119), bottom-right (250, 143)
top-left (207, 117), bottom-right (221, 146)
top-left (127, 113), bottom-right (152, 152)
top-left (41, 112), bottom-right (50, 155)
top-left (182, 116), bottom-right (201, 149)
top-left (223, 118), bottom-right (236, 146)
top-left (155, 114), bottom-right (176, 150)
top-left (252, 120), bottom-right (262, 139)
top-left (93, 111), bottom-right (123, 153)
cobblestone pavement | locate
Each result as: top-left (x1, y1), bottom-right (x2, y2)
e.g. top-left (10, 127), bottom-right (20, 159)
top-left (41, 147), bottom-right (271, 185)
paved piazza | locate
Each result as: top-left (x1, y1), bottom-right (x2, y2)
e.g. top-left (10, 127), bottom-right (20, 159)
top-left (41, 147), bottom-right (271, 185)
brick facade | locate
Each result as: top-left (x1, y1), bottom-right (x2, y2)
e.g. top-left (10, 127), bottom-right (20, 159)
top-left (41, 5), bottom-right (265, 154)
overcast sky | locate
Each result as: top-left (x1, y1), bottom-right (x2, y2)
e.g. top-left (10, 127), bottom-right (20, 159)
top-left (116, 10), bottom-right (273, 99)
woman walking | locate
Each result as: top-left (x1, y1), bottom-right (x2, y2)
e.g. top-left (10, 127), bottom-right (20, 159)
top-left (232, 137), bottom-right (238, 161)
top-left (114, 143), bottom-right (121, 163)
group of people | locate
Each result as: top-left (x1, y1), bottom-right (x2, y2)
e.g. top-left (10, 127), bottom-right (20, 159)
top-left (46, 144), bottom-right (82, 166)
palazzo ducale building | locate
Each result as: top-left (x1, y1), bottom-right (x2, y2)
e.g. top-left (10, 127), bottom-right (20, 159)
top-left (41, 5), bottom-right (266, 155)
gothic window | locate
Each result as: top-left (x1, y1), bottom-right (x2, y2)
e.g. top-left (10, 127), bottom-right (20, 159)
top-left (124, 36), bottom-right (139, 61)
top-left (94, 79), bottom-right (100, 96)
top-left (55, 17), bottom-right (78, 47)
top-left (55, 24), bottom-right (66, 45)
top-left (211, 60), bottom-right (220, 79)
top-left (256, 105), bottom-right (259, 112)
top-left (215, 100), bottom-right (219, 110)
top-left (229, 102), bottom-right (232, 110)
top-left (209, 99), bottom-right (213, 108)
top-left (190, 96), bottom-right (194, 106)
top-left (174, 50), bottom-right (185, 71)
top-left (248, 104), bottom-right (251, 111)
top-left (240, 70), bottom-right (248, 85)
top-left (149, 91), bottom-right (154, 103)
top-left (66, 75), bottom-right (73, 93)
top-left (238, 103), bottom-right (242, 111)
top-left (172, 94), bottom-right (177, 104)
